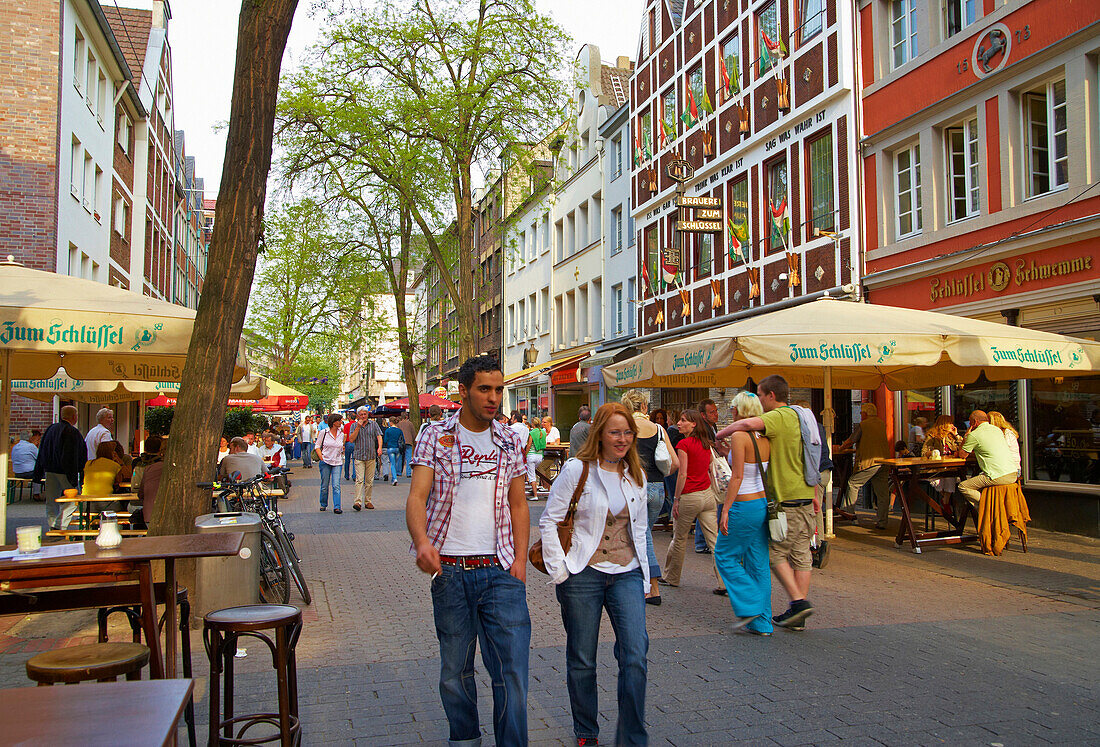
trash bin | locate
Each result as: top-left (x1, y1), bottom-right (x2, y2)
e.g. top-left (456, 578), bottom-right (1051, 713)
top-left (194, 512), bottom-right (261, 617)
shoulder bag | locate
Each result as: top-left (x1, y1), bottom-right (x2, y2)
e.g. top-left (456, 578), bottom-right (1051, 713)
top-left (751, 433), bottom-right (787, 542)
top-left (654, 425), bottom-right (673, 476)
top-left (311, 431), bottom-right (326, 463)
top-left (529, 461), bottom-right (590, 574)
top-left (709, 445), bottom-right (732, 496)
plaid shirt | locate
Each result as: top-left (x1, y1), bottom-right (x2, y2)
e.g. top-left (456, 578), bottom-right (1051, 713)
top-left (411, 409), bottom-right (527, 568)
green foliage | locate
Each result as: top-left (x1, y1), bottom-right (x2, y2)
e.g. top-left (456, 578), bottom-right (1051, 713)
top-left (270, 339), bottom-right (342, 412)
top-left (223, 408), bottom-right (270, 439)
top-left (145, 406), bottom-right (175, 436)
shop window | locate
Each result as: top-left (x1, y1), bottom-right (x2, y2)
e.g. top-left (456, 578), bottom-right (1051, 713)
top-left (807, 132), bottom-right (835, 234)
top-left (766, 157), bottom-right (789, 253)
top-left (894, 143), bottom-right (922, 239)
top-left (801, 0), bottom-right (824, 43)
top-left (891, 0), bottom-right (918, 69)
top-left (720, 34), bottom-right (741, 100)
top-left (953, 376), bottom-right (1014, 436)
top-left (757, 2), bottom-right (780, 76)
top-left (1024, 79), bottom-right (1068, 198)
top-left (1028, 374), bottom-right (1100, 484)
top-left (696, 233), bottom-right (713, 280)
top-left (661, 87), bottom-right (678, 147)
top-left (945, 117), bottom-right (980, 222)
top-left (728, 177), bottom-right (749, 264)
top-left (943, 0), bottom-right (976, 39)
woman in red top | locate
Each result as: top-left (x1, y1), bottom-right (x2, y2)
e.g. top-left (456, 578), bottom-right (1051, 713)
top-left (660, 409), bottom-right (725, 593)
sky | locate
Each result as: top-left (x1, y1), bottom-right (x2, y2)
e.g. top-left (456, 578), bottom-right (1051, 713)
top-left (145, 0), bottom-right (645, 197)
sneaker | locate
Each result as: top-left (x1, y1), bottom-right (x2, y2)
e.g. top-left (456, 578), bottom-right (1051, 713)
top-left (713, 588), bottom-right (728, 596)
top-left (773, 599), bottom-right (814, 628)
top-left (392, 480), bottom-right (398, 486)
top-left (695, 547), bottom-right (712, 554)
top-left (577, 739), bottom-right (598, 746)
top-left (730, 614), bottom-right (760, 632)
top-left (788, 623), bottom-right (807, 632)
top-left (656, 578), bottom-right (679, 587)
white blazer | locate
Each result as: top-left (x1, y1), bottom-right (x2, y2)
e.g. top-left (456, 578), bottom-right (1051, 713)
top-left (539, 458), bottom-right (650, 586)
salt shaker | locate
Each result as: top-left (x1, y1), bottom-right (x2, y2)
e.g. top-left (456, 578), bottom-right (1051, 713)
top-left (96, 511), bottom-right (123, 549)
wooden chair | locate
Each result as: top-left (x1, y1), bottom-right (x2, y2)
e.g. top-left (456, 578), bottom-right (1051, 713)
top-left (26, 642), bottom-right (149, 685)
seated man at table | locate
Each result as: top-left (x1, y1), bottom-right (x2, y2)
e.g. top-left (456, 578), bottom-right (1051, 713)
top-left (838, 402), bottom-right (893, 530)
top-left (957, 410), bottom-right (1018, 507)
top-left (10, 430), bottom-right (42, 497)
top-left (259, 431), bottom-right (285, 469)
top-left (219, 437), bottom-right (265, 482)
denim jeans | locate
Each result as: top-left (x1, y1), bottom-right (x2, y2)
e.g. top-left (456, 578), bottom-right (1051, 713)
top-left (386, 448), bottom-right (402, 483)
top-left (644, 482), bottom-right (664, 579)
top-left (431, 564), bottom-right (530, 747)
top-left (555, 566), bottom-right (648, 745)
top-left (318, 462), bottom-right (340, 510)
top-left (343, 442), bottom-right (356, 481)
top-left (714, 497), bottom-right (772, 634)
top-left (403, 444), bottom-right (414, 477)
top-left (301, 442), bottom-right (312, 468)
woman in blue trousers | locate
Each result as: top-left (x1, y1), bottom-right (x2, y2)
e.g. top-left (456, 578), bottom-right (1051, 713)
top-left (715, 392), bottom-right (773, 636)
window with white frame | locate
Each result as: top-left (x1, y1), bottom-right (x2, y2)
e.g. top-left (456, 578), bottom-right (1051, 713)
top-left (540, 289), bottom-right (550, 334)
top-left (529, 293), bottom-right (537, 337)
top-left (113, 194), bottom-right (129, 235)
top-left (117, 115), bottom-right (131, 155)
top-left (891, 0), bottom-right (918, 69)
top-left (1024, 79), bottom-right (1068, 198)
top-left (628, 213), bottom-right (635, 246)
top-left (626, 278), bottom-right (636, 333)
top-left (529, 222), bottom-right (537, 261)
top-left (613, 284), bottom-right (624, 335)
top-left (945, 117), bottom-right (980, 222)
top-left (943, 0), bottom-right (976, 39)
top-left (894, 143), bottom-right (922, 238)
top-left (757, 2), bottom-right (780, 75)
top-left (73, 28), bottom-right (86, 91)
top-left (508, 304), bottom-right (516, 343)
top-left (807, 132), bottom-right (835, 234)
top-left (801, 0), bottom-right (824, 43)
top-left (611, 135), bottom-right (623, 180)
top-left (611, 206), bottom-right (623, 255)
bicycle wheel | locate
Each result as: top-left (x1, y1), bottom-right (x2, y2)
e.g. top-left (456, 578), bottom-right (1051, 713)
top-left (274, 525), bottom-right (311, 605)
top-left (258, 528), bottom-right (290, 604)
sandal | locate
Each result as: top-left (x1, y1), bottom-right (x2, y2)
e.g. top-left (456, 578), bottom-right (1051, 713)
top-left (365, 502), bottom-right (375, 509)
top-left (353, 503), bottom-right (362, 511)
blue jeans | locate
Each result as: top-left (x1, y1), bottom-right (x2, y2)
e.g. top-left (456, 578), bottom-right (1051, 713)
top-left (344, 442), bottom-right (356, 481)
top-left (403, 444), bottom-right (414, 477)
top-left (318, 462), bottom-right (341, 510)
top-left (714, 497), bottom-right (772, 634)
top-left (301, 443), bottom-right (312, 468)
top-left (644, 482), bottom-right (663, 579)
top-left (431, 564), bottom-right (530, 746)
top-left (661, 473), bottom-right (676, 517)
top-left (386, 448), bottom-right (402, 483)
top-left (555, 567), bottom-right (648, 745)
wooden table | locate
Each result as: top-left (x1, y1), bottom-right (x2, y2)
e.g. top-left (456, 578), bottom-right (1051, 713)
top-left (55, 493), bottom-right (133, 529)
top-left (537, 444), bottom-right (570, 491)
top-left (0, 532), bottom-right (244, 679)
top-left (6, 475), bottom-right (33, 502)
top-left (0, 679), bottom-right (193, 746)
top-left (875, 457), bottom-right (975, 553)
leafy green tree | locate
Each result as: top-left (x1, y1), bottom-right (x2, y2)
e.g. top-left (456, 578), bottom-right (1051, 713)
top-left (279, 0), bottom-right (570, 361)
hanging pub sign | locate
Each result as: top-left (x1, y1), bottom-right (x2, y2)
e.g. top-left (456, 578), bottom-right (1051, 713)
top-left (676, 194), bottom-right (724, 233)
top-left (666, 158), bottom-right (694, 183)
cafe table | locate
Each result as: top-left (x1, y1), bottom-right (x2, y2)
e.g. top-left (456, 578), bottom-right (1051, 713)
top-left (0, 532), bottom-right (244, 678)
top-left (536, 444), bottom-right (570, 491)
top-left (55, 493), bottom-right (133, 529)
top-left (0, 678), bottom-right (193, 746)
top-left (874, 456), bottom-right (975, 553)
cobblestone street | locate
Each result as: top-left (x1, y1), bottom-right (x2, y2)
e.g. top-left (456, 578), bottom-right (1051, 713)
top-left (3, 469), bottom-right (1098, 745)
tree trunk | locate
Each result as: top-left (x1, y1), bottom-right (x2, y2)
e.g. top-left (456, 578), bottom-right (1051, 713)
top-left (395, 206), bottom-right (421, 431)
top-left (150, 0), bottom-right (298, 539)
top-left (455, 164), bottom-right (479, 361)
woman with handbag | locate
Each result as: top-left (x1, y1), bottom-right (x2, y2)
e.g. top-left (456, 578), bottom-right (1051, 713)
top-left (315, 413), bottom-right (346, 513)
top-left (622, 389), bottom-right (679, 606)
top-left (716, 392), bottom-right (773, 636)
top-left (661, 409), bottom-right (726, 594)
top-left (538, 402), bottom-right (650, 746)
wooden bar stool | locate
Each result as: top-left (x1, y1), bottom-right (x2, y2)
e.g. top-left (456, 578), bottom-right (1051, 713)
top-left (26, 642), bottom-right (150, 685)
top-left (203, 604), bottom-right (302, 746)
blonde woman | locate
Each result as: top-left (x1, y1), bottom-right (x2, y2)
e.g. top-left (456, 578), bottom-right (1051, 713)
top-left (539, 403), bottom-right (650, 746)
top-left (922, 415), bottom-right (963, 499)
top-left (542, 416), bottom-right (561, 445)
top-left (989, 411), bottom-right (1021, 476)
top-left (622, 389), bottom-right (680, 605)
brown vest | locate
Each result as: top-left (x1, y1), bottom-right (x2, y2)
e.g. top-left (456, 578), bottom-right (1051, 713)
top-left (857, 416), bottom-right (891, 471)
top-left (588, 506), bottom-right (635, 568)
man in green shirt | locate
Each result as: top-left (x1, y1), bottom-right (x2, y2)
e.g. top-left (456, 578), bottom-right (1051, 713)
top-left (719, 374), bottom-right (816, 631)
top-left (957, 410), bottom-right (1017, 505)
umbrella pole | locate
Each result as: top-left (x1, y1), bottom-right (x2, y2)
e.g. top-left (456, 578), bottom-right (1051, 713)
top-left (139, 397), bottom-right (146, 455)
top-left (822, 367), bottom-right (835, 539)
top-left (0, 349), bottom-right (11, 543)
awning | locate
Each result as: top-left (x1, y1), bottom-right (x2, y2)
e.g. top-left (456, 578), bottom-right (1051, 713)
top-left (585, 345), bottom-right (637, 369)
top-left (503, 351), bottom-right (592, 385)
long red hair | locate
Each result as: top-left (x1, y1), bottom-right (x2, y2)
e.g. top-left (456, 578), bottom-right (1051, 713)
top-left (575, 402), bottom-right (645, 486)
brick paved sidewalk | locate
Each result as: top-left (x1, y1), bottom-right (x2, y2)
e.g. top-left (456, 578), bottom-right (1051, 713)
top-left (3, 467), bottom-right (1098, 745)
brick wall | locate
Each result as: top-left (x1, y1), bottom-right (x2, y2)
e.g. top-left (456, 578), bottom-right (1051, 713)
top-left (0, 0), bottom-right (61, 272)
top-left (9, 397), bottom-right (53, 441)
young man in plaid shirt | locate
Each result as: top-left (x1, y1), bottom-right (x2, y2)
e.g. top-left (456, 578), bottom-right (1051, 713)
top-left (406, 356), bottom-right (531, 746)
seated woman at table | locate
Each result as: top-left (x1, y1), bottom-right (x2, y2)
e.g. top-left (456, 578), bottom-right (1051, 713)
top-left (989, 411), bottom-right (1022, 477)
top-left (216, 436), bottom-right (230, 464)
top-left (110, 440), bottom-right (133, 484)
top-left (921, 415), bottom-right (963, 501)
top-left (543, 415), bottom-right (561, 445)
top-left (129, 436), bottom-right (165, 529)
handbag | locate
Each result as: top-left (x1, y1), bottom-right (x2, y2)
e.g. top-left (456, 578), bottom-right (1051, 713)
top-left (529, 461), bottom-right (590, 574)
top-left (311, 431), bottom-right (325, 462)
top-left (709, 447), bottom-right (732, 496)
top-left (654, 425), bottom-right (673, 476)
top-left (751, 433), bottom-right (787, 542)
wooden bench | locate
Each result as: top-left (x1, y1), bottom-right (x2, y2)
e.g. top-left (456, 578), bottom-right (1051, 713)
top-left (46, 529), bottom-right (149, 541)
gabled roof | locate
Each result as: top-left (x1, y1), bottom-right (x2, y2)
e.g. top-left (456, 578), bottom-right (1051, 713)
top-left (599, 63), bottom-right (633, 108)
top-left (101, 5), bottom-right (152, 82)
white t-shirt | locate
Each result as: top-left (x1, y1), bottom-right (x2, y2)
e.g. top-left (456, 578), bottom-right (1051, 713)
top-left (298, 423), bottom-right (315, 443)
top-left (440, 424), bottom-right (499, 555)
top-left (592, 466), bottom-right (640, 574)
top-left (85, 424), bottom-right (112, 461)
top-left (260, 444), bottom-right (284, 467)
top-left (546, 427), bottom-right (561, 444)
top-left (509, 423), bottom-right (529, 450)
top-left (246, 443), bottom-right (262, 458)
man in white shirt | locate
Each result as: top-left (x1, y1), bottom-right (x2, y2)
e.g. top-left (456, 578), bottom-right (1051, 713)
top-left (84, 407), bottom-right (115, 461)
top-left (243, 431), bottom-right (263, 458)
top-left (259, 432), bottom-right (284, 468)
top-left (297, 416), bottom-right (316, 468)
